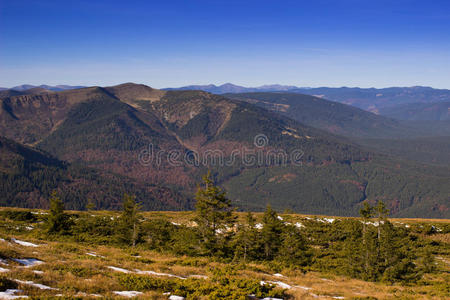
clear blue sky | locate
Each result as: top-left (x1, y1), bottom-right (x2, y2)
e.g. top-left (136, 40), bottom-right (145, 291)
top-left (1, 0), bottom-right (449, 89)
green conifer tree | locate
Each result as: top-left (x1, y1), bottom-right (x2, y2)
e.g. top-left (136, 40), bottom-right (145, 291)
top-left (46, 191), bottom-right (71, 234)
top-left (359, 202), bottom-right (374, 279)
top-left (233, 212), bottom-right (260, 263)
top-left (278, 224), bottom-right (310, 267)
top-left (261, 205), bottom-right (283, 260)
top-left (194, 171), bottom-right (236, 256)
top-left (117, 194), bottom-right (141, 246)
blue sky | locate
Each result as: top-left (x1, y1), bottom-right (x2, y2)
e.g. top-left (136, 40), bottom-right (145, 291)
top-left (1, 0), bottom-right (449, 88)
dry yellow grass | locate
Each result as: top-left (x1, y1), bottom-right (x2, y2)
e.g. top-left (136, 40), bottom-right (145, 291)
top-left (0, 208), bottom-right (448, 299)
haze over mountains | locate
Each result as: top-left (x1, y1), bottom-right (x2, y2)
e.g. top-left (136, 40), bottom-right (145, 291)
top-left (0, 84), bottom-right (85, 92)
top-left (0, 83), bottom-right (449, 218)
top-left (167, 84), bottom-right (450, 120)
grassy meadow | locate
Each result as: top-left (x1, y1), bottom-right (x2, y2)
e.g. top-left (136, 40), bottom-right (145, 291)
top-left (0, 208), bottom-right (448, 299)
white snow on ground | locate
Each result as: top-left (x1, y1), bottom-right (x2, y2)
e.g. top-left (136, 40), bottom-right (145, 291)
top-left (295, 222), bottom-right (304, 228)
top-left (0, 289), bottom-right (28, 299)
top-left (0, 258), bottom-right (9, 265)
top-left (169, 296), bottom-right (185, 300)
top-left (107, 266), bottom-right (132, 273)
top-left (24, 226), bottom-right (33, 231)
top-left (277, 216), bottom-right (283, 221)
top-left (0, 266), bottom-right (10, 272)
top-left (11, 239), bottom-right (39, 247)
top-left (15, 280), bottom-right (57, 290)
top-left (108, 266), bottom-right (203, 279)
top-left (262, 298), bottom-right (283, 300)
top-left (135, 269), bottom-right (186, 279)
top-left (361, 221), bottom-right (385, 227)
top-left (318, 218), bottom-right (334, 223)
top-left (12, 258), bottom-right (44, 267)
top-left (171, 222), bottom-right (180, 226)
top-left (260, 280), bottom-right (292, 289)
top-left (86, 252), bottom-right (105, 258)
top-left (273, 273), bottom-right (284, 277)
top-left (255, 223), bottom-right (263, 229)
top-left (108, 267), bottom-right (182, 277)
top-left (332, 297), bottom-right (345, 299)
top-left (33, 270), bottom-right (44, 275)
top-left (75, 292), bottom-right (101, 297)
top-left (295, 286), bottom-right (311, 290)
top-left (188, 274), bottom-right (208, 279)
top-left (113, 291), bottom-right (143, 297)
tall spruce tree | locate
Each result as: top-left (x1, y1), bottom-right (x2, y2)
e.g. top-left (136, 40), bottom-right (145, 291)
top-left (359, 202), bottom-right (375, 279)
top-left (194, 171), bottom-right (236, 256)
top-left (278, 224), bottom-right (310, 267)
top-left (233, 212), bottom-right (260, 263)
top-left (261, 205), bottom-right (284, 260)
top-left (117, 194), bottom-right (141, 246)
top-left (46, 191), bottom-right (71, 234)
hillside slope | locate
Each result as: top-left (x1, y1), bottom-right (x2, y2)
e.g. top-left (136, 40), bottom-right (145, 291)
top-left (0, 84), bottom-right (449, 217)
top-left (378, 101), bottom-right (450, 121)
top-left (0, 136), bottom-right (190, 210)
top-left (166, 84), bottom-right (450, 112)
top-left (226, 92), bottom-right (450, 138)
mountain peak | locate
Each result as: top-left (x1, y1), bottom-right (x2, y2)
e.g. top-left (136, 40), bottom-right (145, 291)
top-left (105, 82), bottom-right (165, 102)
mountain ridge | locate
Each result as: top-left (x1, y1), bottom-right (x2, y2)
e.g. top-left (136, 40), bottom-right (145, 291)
top-left (0, 83), bottom-right (449, 217)
top-left (165, 84), bottom-right (450, 112)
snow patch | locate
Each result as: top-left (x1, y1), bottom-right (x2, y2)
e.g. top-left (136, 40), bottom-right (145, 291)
top-left (0, 289), bottom-right (28, 299)
top-left (260, 280), bottom-right (292, 289)
top-left (135, 269), bottom-right (185, 279)
top-left (11, 239), bottom-right (39, 247)
top-left (75, 292), bottom-right (101, 297)
top-left (0, 266), bottom-right (10, 272)
top-left (107, 266), bottom-right (132, 273)
top-left (169, 296), bottom-right (185, 300)
top-left (15, 280), bottom-right (57, 290)
top-left (295, 222), bottom-right (304, 228)
top-left (13, 258), bottom-right (44, 267)
top-left (188, 274), bottom-right (208, 279)
top-left (86, 252), bottom-right (105, 258)
top-left (273, 273), bottom-right (284, 277)
top-left (113, 291), bottom-right (143, 297)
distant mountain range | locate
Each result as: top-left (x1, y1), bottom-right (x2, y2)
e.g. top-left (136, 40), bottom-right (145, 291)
top-left (163, 83), bottom-right (301, 94)
top-left (5, 83), bottom-right (450, 120)
top-left (0, 84), bottom-right (85, 92)
top-left (166, 84), bottom-right (450, 118)
top-left (225, 92), bottom-right (450, 138)
top-left (0, 83), bottom-right (449, 217)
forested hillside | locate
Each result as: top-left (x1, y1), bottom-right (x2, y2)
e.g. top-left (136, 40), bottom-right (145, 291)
top-left (0, 84), bottom-right (449, 217)
top-left (0, 136), bottom-right (191, 211)
top-left (378, 101), bottom-right (450, 121)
